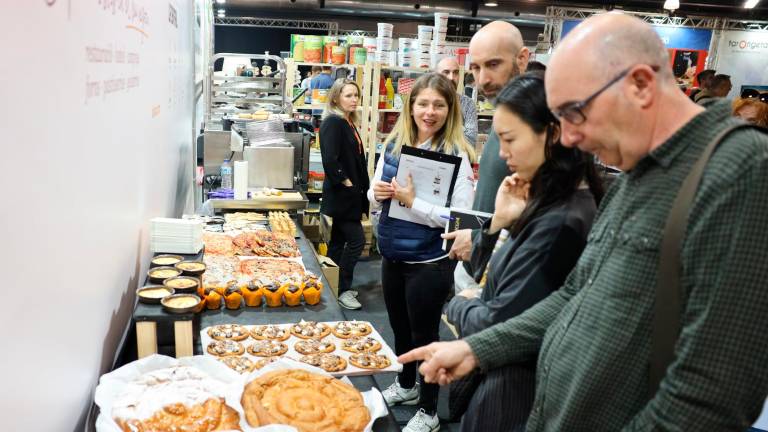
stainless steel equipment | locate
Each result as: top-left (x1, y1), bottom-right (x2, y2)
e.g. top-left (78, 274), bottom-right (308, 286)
top-left (243, 145), bottom-right (295, 189)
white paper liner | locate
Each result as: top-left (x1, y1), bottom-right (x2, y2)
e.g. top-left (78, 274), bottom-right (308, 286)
top-left (226, 357), bottom-right (388, 432)
top-left (94, 354), bottom-right (242, 432)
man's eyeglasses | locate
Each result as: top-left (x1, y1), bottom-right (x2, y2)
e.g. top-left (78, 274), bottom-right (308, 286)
top-left (552, 65), bottom-right (660, 125)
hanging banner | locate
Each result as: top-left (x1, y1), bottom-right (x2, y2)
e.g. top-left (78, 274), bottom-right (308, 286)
top-left (714, 30), bottom-right (768, 98)
top-left (561, 20), bottom-right (712, 50)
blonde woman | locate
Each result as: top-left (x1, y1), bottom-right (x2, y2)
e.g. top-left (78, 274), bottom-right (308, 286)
top-left (320, 78), bottom-right (369, 310)
top-left (367, 73), bottom-right (476, 432)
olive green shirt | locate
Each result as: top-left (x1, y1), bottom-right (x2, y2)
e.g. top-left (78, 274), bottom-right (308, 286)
top-left (465, 101), bottom-right (768, 431)
top-left (474, 129), bottom-right (511, 213)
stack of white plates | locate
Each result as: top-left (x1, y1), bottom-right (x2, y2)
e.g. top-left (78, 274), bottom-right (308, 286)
top-left (150, 218), bottom-right (203, 254)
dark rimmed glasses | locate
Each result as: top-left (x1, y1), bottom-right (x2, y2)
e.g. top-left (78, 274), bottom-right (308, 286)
top-left (552, 65), bottom-right (660, 125)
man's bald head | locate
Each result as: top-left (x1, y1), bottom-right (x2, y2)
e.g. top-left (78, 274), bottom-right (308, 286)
top-left (435, 57), bottom-right (461, 87)
top-left (546, 13), bottom-right (698, 171)
top-left (468, 20), bottom-right (529, 99)
top-left (551, 13), bottom-right (671, 83)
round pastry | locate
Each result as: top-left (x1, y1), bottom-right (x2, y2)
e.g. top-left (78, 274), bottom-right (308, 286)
top-left (207, 324), bottom-right (250, 341)
top-left (348, 353), bottom-right (391, 370)
top-left (294, 339), bottom-right (336, 355)
top-left (250, 325), bottom-right (291, 341)
top-left (241, 369), bottom-right (370, 432)
top-left (291, 321), bottom-right (331, 339)
top-left (247, 340), bottom-right (289, 357)
top-left (253, 357), bottom-right (277, 370)
top-left (341, 336), bottom-right (382, 353)
top-left (331, 321), bottom-right (372, 339)
top-left (299, 353), bottom-right (347, 373)
top-left (206, 340), bottom-right (245, 357)
top-left (219, 356), bottom-right (255, 374)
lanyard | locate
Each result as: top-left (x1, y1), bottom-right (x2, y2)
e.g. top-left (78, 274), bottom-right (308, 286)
top-left (348, 120), bottom-right (363, 154)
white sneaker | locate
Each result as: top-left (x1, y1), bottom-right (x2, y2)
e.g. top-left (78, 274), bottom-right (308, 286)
top-left (403, 409), bottom-right (440, 432)
top-left (338, 291), bottom-right (362, 310)
top-left (349, 290), bottom-right (359, 297)
top-left (382, 378), bottom-right (419, 406)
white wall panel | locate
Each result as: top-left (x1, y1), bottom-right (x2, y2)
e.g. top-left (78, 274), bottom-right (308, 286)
top-left (0, 1), bottom-right (195, 430)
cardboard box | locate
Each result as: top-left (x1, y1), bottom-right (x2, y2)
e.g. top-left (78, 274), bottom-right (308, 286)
top-left (302, 212), bottom-right (322, 243)
top-left (313, 249), bottom-right (340, 298)
top-left (320, 214), bottom-right (333, 244)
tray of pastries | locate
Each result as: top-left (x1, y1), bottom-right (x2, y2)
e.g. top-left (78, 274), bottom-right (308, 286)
top-left (201, 320), bottom-right (402, 377)
top-left (203, 231), bottom-right (300, 258)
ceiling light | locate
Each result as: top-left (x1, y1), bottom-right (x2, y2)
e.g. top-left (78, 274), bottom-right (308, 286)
top-left (663, 0), bottom-right (679, 11)
top-left (744, 0), bottom-right (760, 8)
top-left (217, 10), bottom-right (225, 16)
top-left (215, 0), bottom-right (225, 4)
top-left (485, 2), bottom-right (499, 6)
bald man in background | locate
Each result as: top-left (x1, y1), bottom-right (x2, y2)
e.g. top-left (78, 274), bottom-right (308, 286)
top-left (436, 57), bottom-right (478, 147)
top-left (401, 13), bottom-right (768, 431)
top-left (443, 21), bottom-right (529, 293)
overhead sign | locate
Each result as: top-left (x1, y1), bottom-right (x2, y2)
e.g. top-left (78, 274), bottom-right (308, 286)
top-left (561, 20), bottom-right (712, 50)
top-left (714, 30), bottom-right (768, 98)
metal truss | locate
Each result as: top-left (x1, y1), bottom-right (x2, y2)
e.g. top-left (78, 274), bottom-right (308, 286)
top-left (339, 29), bottom-right (472, 44)
top-left (722, 20), bottom-right (768, 31)
top-left (215, 16), bottom-right (338, 35)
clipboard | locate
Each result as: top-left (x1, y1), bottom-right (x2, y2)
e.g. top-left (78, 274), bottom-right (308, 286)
top-left (388, 145), bottom-right (462, 224)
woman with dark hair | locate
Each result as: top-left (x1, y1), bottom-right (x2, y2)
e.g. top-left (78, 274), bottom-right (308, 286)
top-left (444, 72), bottom-right (604, 432)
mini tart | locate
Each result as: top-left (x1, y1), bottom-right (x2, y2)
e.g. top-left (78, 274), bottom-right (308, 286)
top-left (294, 339), bottom-right (336, 355)
top-left (291, 321), bottom-right (331, 339)
top-left (206, 339), bottom-right (245, 357)
top-left (252, 357), bottom-right (277, 370)
top-left (247, 340), bottom-right (288, 357)
top-left (349, 353), bottom-right (391, 370)
top-left (331, 321), bottom-right (373, 339)
top-left (341, 336), bottom-right (382, 353)
top-left (207, 324), bottom-right (250, 341)
top-left (219, 356), bottom-right (255, 373)
top-left (250, 325), bottom-right (291, 341)
top-left (299, 353), bottom-right (347, 372)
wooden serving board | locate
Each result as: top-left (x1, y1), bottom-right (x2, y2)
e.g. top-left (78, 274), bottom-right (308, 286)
top-left (200, 321), bottom-right (403, 377)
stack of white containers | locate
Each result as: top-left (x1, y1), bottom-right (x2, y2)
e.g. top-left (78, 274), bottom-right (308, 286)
top-left (376, 23), bottom-right (394, 66)
top-left (416, 25), bottom-right (433, 68)
top-left (150, 218), bottom-right (204, 254)
top-left (364, 36), bottom-right (377, 63)
top-left (431, 13), bottom-right (449, 68)
top-left (397, 38), bottom-right (414, 68)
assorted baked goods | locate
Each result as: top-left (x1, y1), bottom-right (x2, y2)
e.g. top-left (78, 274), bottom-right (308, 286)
top-left (332, 321), bottom-right (373, 339)
top-left (247, 340), bottom-right (289, 357)
top-left (148, 266), bottom-right (182, 283)
top-left (251, 325), bottom-right (291, 341)
top-left (204, 231), bottom-right (300, 258)
top-left (298, 353), bottom-right (348, 372)
top-left (268, 211), bottom-right (297, 236)
top-left (163, 276), bottom-right (199, 293)
top-left (151, 254), bottom-right (184, 267)
top-left (219, 356), bottom-right (255, 374)
top-left (291, 321), bottom-right (331, 339)
top-left (206, 340), bottom-right (245, 357)
top-left (207, 324), bottom-right (250, 341)
top-left (240, 369), bottom-right (370, 432)
top-left (341, 337), bottom-right (382, 354)
top-left (137, 285), bottom-right (173, 304)
top-left (348, 353), bottom-right (392, 370)
top-left (111, 366), bottom-right (241, 432)
top-left (294, 339), bottom-right (336, 355)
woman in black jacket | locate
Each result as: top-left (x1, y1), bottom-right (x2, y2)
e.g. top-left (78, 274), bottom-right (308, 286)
top-left (444, 73), bottom-right (604, 431)
top-left (319, 78), bottom-right (370, 310)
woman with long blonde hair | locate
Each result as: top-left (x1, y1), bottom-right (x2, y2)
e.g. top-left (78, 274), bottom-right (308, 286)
top-left (319, 78), bottom-right (369, 310)
top-left (367, 73), bottom-right (476, 432)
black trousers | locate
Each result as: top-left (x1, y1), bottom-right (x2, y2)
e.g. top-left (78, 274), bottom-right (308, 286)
top-left (459, 365), bottom-right (535, 432)
top-left (327, 219), bottom-right (365, 294)
top-left (382, 257), bottom-right (453, 414)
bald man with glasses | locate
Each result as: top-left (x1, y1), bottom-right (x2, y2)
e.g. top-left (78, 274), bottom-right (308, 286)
top-left (400, 13), bottom-right (768, 431)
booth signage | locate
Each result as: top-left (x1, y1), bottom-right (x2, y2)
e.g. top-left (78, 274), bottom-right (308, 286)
top-left (714, 30), bottom-right (768, 98)
top-left (561, 20), bottom-right (712, 50)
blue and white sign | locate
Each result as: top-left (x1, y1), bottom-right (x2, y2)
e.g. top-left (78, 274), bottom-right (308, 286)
top-left (561, 20), bottom-right (712, 50)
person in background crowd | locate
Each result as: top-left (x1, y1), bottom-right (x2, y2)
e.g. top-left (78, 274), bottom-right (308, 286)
top-left (526, 61), bottom-right (547, 72)
top-left (445, 73), bottom-right (603, 431)
top-left (442, 20), bottom-right (530, 293)
top-left (436, 56), bottom-right (478, 146)
top-left (319, 79), bottom-right (369, 310)
top-left (401, 12), bottom-right (768, 431)
top-left (733, 97), bottom-right (768, 127)
top-left (688, 68), bottom-right (715, 101)
top-left (301, 65), bottom-right (321, 104)
top-left (310, 65), bottom-right (335, 115)
top-left (369, 73), bottom-right (476, 432)
top-left (696, 73), bottom-right (732, 104)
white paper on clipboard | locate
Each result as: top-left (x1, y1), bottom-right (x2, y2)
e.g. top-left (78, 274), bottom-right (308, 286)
top-left (389, 146), bottom-right (461, 224)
